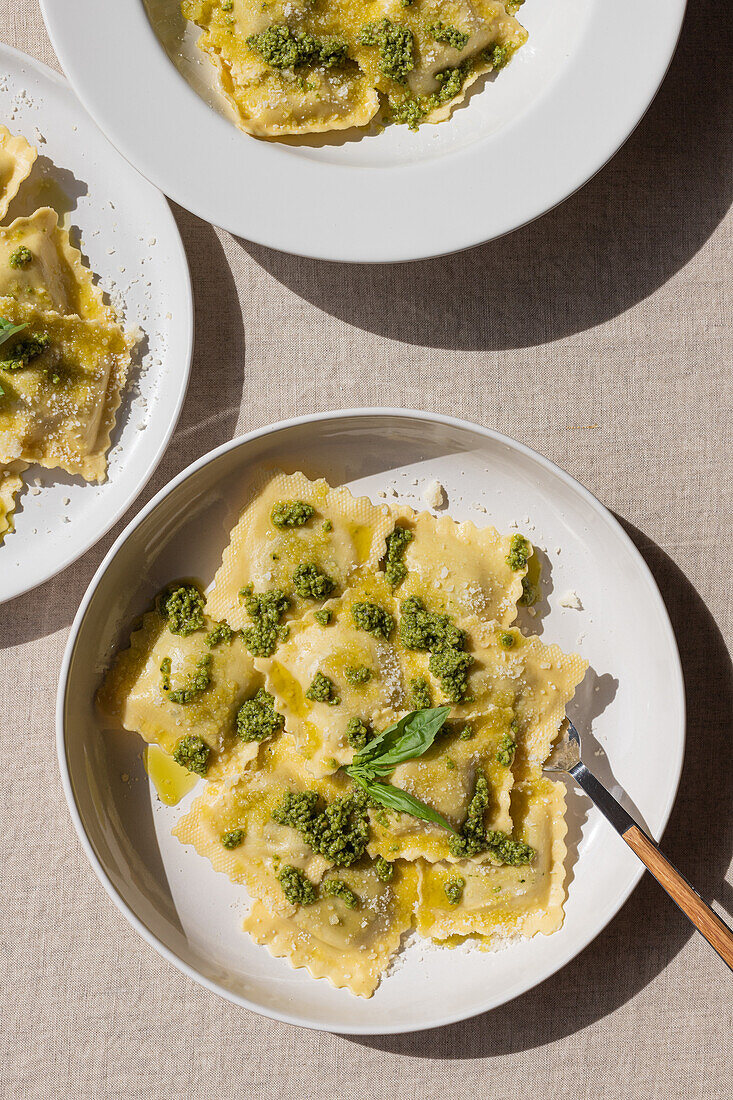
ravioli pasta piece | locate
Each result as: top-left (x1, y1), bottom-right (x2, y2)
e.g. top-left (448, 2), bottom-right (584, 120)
top-left (0, 126), bottom-right (36, 221)
top-left (391, 507), bottom-right (527, 624)
top-left (0, 298), bottom-right (132, 480)
top-left (368, 709), bottom-right (515, 863)
top-left (207, 469), bottom-right (392, 629)
top-left (97, 608), bottom-right (262, 779)
top-left (0, 208), bottom-right (111, 321)
top-left (0, 459), bottom-right (25, 543)
top-left (261, 575), bottom-right (405, 777)
top-left (243, 860), bottom-right (418, 997)
top-left (181, 0), bottom-right (379, 137)
top-left (173, 735), bottom-right (346, 901)
top-left (415, 773), bottom-right (567, 941)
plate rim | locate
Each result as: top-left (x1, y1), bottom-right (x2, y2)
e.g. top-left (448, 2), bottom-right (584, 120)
top-left (0, 43), bottom-right (194, 602)
top-left (56, 407), bottom-right (686, 1032)
top-left (39, 0), bottom-right (688, 263)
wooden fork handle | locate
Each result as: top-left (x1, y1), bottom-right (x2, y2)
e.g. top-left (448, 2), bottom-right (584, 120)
top-left (570, 760), bottom-right (733, 971)
top-left (622, 825), bottom-right (733, 970)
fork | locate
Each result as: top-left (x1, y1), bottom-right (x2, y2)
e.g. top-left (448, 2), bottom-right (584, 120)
top-left (545, 720), bottom-right (733, 970)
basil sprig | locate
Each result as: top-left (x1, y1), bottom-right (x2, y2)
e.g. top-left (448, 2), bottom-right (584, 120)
top-left (345, 706), bottom-right (457, 833)
top-left (0, 317), bottom-right (28, 347)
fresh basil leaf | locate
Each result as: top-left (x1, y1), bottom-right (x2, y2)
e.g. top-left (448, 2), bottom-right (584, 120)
top-left (0, 318), bottom-right (28, 348)
top-left (350, 772), bottom-right (456, 833)
top-left (352, 706), bottom-right (450, 772)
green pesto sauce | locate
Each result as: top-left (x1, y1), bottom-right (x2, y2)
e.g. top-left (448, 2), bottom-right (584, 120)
top-left (458, 724), bottom-right (474, 741)
top-left (400, 596), bottom-right (473, 703)
top-left (449, 774), bottom-right (534, 863)
top-left (388, 62), bottom-right (469, 130)
top-left (445, 757), bottom-right (456, 771)
top-left (408, 675), bottom-right (432, 710)
top-left (314, 608), bottom-right (332, 626)
top-left (270, 499), bottom-right (315, 528)
top-left (498, 631), bottom-right (515, 648)
top-left (443, 875), bottom-right (465, 904)
top-left (360, 19), bottom-right (414, 84)
top-left (220, 0), bottom-right (233, 9)
top-left (496, 728), bottom-right (517, 767)
top-left (239, 583), bottom-right (290, 657)
top-left (272, 788), bottom-right (370, 866)
top-left (9, 245), bottom-right (32, 269)
top-left (0, 332), bottom-right (50, 372)
top-left (351, 600), bottom-right (395, 639)
top-left (374, 855), bottom-right (394, 882)
top-left (247, 24), bottom-right (348, 72)
top-left (383, 524), bottom-right (413, 588)
top-left (306, 670), bottom-right (340, 706)
top-left (221, 827), bottom-right (244, 849)
top-left (292, 561), bottom-right (335, 600)
top-left (345, 664), bottom-right (372, 685)
top-left (323, 877), bottom-right (359, 909)
top-left (506, 533), bottom-right (531, 571)
top-left (429, 22), bottom-right (469, 51)
top-left (278, 864), bottom-right (317, 905)
top-left (204, 621), bottom-right (234, 648)
top-left (160, 653), bottom-right (212, 704)
top-left (159, 582), bottom-right (205, 636)
top-left (322, 519), bottom-right (333, 532)
top-left (346, 716), bottom-right (371, 749)
top-left (486, 41), bottom-right (512, 69)
top-left (236, 687), bottom-right (285, 742)
top-left (172, 734), bottom-right (210, 776)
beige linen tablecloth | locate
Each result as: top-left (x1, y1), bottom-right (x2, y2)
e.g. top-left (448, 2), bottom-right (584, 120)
top-left (1, 4), bottom-right (731, 1098)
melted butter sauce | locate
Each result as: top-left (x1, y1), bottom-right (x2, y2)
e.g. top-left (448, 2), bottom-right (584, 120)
top-left (144, 744), bottom-right (198, 806)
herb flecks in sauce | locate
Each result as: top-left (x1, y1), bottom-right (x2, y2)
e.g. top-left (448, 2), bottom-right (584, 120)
top-left (236, 688), bottom-right (285, 742)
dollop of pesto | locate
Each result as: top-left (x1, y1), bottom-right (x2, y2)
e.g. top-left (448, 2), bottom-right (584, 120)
top-left (345, 664), bottom-right (372, 685)
top-left (236, 687), bottom-right (285, 742)
top-left (409, 676), bottom-right (432, 710)
top-left (498, 631), bottom-right (516, 649)
top-left (9, 245), bottom-right (32, 269)
top-left (292, 562), bottom-right (335, 600)
top-left (306, 670), bottom-right (340, 706)
top-left (374, 855), bottom-right (394, 882)
top-left (485, 41), bottom-right (512, 70)
top-left (346, 716), bottom-right (371, 749)
top-left (270, 499), bottom-right (315, 527)
top-left (221, 827), bottom-right (244, 849)
top-left (519, 575), bottom-right (539, 606)
top-left (383, 524), bottom-right (413, 588)
top-left (400, 596), bottom-right (473, 703)
top-left (172, 734), bottom-right (210, 776)
top-left (443, 875), bottom-right (465, 904)
top-left (449, 774), bottom-right (534, 863)
top-left (351, 600), bottom-right (395, 639)
top-left (429, 22), bottom-right (469, 51)
top-left (458, 723), bottom-right (474, 741)
top-left (314, 608), bottom-right (332, 626)
top-left (204, 621), bottom-right (234, 648)
top-left (160, 653), bottom-right (212, 704)
top-left (159, 582), bottom-right (205, 636)
top-left (272, 788), bottom-right (370, 866)
top-left (360, 19), bottom-right (414, 84)
top-left (0, 332), bottom-right (50, 372)
top-left (239, 584), bottom-right (290, 657)
top-left (278, 864), bottom-right (317, 906)
top-left (322, 519), bottom-right (333, 532)
top-left (506, 533), bottom-right (531, 571)
top-left (247, 24), bottom-right (348, 71)
top-left (323, 877), bottom-right (359, 909)
top-left (388, 62), bottom-right (469, 130)
top-left (496, 725), bottom-right (517, 767)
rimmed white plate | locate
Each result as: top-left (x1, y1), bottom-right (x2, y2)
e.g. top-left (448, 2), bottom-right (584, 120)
top-left (57, 409), bottom-right (685, 1033)
top-left (0, 46), bottom-right (192, 602)
top-left (40, 0), bottom-right (687, 261)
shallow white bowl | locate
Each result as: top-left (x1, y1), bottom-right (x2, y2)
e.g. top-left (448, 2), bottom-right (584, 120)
top-left (57, 409), bottom-right (684, 1032)
top-left (40, 0), bottom-right (687, 261)
top-left (0, 46), bottom-right (193, 602)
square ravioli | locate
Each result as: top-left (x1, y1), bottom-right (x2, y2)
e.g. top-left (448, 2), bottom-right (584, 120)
top-left (97, 604), bottom-right (265, 780)
top-left (206, 469), bottom-right (392, 631)
top-left (181, 0), bottom-right (380, 137)
top-left (0, 297), bottom-right (131, 480)
top-left (0, 208), bottom-right (111, 321)
top-left (0, 126), bottom-right (36, 221)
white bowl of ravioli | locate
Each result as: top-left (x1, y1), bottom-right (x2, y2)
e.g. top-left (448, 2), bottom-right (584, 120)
top-left (58, 410), bottom-right (684, 1031)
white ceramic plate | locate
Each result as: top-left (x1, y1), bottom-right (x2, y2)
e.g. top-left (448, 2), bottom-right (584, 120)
top-left (0, 46), bottom-right (192, 602)
top-left (57, 410), bottom-right (685, 1033)
top-left (40, 0), bottom-right (686, 261)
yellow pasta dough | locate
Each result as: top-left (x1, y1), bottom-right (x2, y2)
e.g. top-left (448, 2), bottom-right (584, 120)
top-left (0, 459), bottom-right (25, 543)
top-left (0, 126), bottom-right (36, 221)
